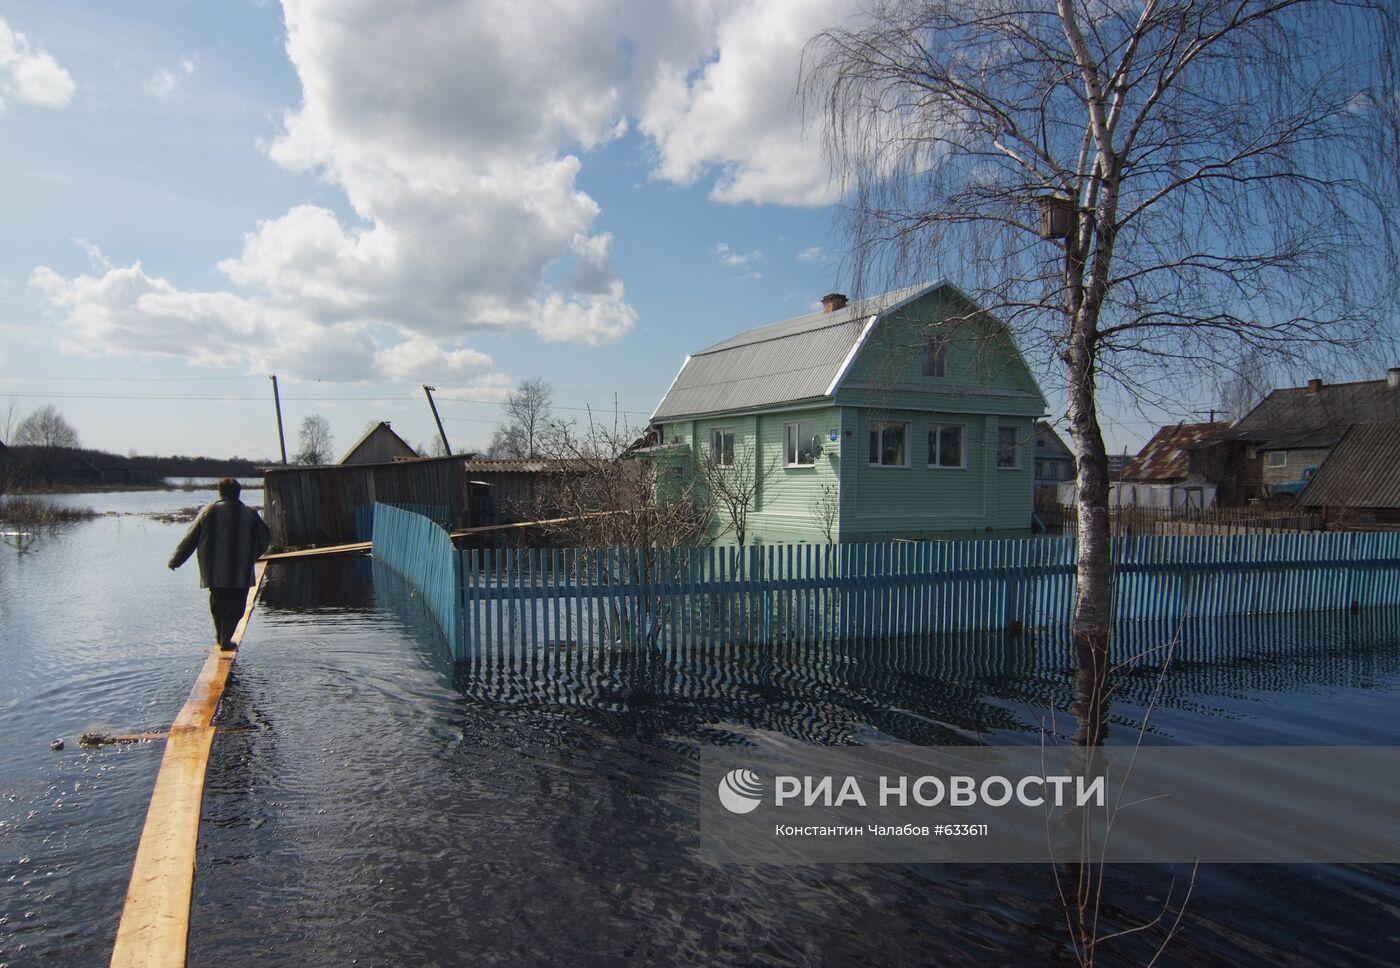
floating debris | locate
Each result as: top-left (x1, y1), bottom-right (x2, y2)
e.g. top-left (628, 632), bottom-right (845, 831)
top-left (150, 507), bottom-right (203, 525)
top-left (81, 731), bottom-right (167, 747)
top-left (50, 739), bottom-right (64, 751)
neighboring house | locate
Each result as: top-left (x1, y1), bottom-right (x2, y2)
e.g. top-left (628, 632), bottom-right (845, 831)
top-left (648, 281), bottom-right (1047, 543)
top-left (1298, 418), bottom-right (1400, 527)
top-left (340, 421), bottom-right (419, 465)
top-left (1057, 421), bottom-right (1231, 509)
top-left (1227, 370), bottom-right (1400, 495)
top-left (1115, 421), bottom-right (1231, 509)
top-left (1032, 422), bottom-right (1075, 499)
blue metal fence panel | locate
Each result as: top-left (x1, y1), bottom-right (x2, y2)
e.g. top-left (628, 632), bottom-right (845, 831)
top-left (370, 503), bottom-right (463, 658)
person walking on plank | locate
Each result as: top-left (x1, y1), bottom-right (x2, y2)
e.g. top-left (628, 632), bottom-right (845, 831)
top-left (169, 477), bottom-right (270, 651)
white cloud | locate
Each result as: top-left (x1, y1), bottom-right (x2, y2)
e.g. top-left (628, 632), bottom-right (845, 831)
top-left (377, 338), bottom-right (492, 383)
top-left (796, 245), bottom-right (826, 262)
top-left (29, 259), bottom-right (508, 391)
top-left (638, 0), bottom-right (854, 206)
top-left (146, 54), bottom-right (196, 97)
top-left (32, 0), bottom-right (856, 386)
top-left (0, 17), bottom-right (75, 110)
top-left (714, 242), bottom-right (761, 268)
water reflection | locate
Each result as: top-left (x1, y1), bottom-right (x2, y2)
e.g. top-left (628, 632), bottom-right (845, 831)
top-left (180, 558), bottom-right (1400, 967)
top-left (372, 553), bottom-right (1400, 748)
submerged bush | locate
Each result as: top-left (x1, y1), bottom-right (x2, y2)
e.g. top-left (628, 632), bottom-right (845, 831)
top-left (0, 496), bottom-right (97, 527)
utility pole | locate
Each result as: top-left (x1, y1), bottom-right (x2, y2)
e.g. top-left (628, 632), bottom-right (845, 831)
top-left (1193, 409), bottom-right (1220, 424)
top-left (270, 374), bottom-right (288, 464)
top-left (423, 385), bottom-right (451, 456)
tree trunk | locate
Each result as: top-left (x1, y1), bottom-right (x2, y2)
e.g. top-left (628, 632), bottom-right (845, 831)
top-left (1065, 335), bottom-right (1112, 748)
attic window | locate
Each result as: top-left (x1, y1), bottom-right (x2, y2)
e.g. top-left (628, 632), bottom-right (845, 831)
top-left (922, 335), bottom-right (948, 378)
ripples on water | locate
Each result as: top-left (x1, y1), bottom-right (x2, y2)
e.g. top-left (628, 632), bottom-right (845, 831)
top-left (190, 558), bottom-right (1400, 967)
top-left (4, 509), bottom-right (1400, 966)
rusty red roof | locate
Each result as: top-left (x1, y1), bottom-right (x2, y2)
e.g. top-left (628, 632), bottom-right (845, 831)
top-left (1122, 421), bottom-right (1231, 482)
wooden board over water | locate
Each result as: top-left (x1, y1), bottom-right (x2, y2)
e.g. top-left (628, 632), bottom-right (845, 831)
top-left (109, 563), bottom-right (266, 968)
top-left (258, 512), bottom-right (623, 562)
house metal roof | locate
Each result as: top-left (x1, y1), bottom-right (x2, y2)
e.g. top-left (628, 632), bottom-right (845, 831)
top-left (1229, 378), bottom-right (1400, 450)
top-left (1122, 422), bottom-right (1230, 482)
top-left (461, 458), bottom-right (596, 474)
top-left (1297, 418), bottom-right (1400, 509)
top-left (651, 282), bottom-right (938, 422)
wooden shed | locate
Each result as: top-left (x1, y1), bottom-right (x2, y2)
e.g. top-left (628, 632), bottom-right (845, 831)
top-left (461, 458), bottom-right (608, 524)
top-left (340, 421), bottom-right (419, 465)
top-left (262, 455), bottom-right (471, 548)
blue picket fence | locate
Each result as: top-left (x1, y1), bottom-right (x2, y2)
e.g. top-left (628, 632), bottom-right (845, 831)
top-left (355, 502), bottom-right (451, 541)
top-left (367, 504), bottom-right (1400, 662)
top-left (370, 503), bottom-right (462, 655)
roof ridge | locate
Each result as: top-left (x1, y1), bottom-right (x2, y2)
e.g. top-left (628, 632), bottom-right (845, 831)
top-left (1268, 376), bottom-right (1387, 393)
top-left (692, 314), bottom-right (869, 356)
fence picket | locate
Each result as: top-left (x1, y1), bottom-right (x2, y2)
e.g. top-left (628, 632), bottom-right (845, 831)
top-left (371, 505), bottom-right (1400, 663)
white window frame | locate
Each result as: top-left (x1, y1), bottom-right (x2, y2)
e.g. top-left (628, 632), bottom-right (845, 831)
top-left (708, 427), bottom-right (735, 468)
top-left (784, 420), bottom-right (818, 468)
top-left (1267, 450), bottom-right (1287, 468)
top-left (868, 420), bottom-right (911, 468)
top-left (927, 423), bottom-right (965, 469)
top-left (922, 335), bottom-right (948, 378)
top-left (996, 426), bottom-right (1021, 470)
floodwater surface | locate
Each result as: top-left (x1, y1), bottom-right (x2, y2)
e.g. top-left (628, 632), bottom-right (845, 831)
top-left (3, 494), bottom-right (1399, 966)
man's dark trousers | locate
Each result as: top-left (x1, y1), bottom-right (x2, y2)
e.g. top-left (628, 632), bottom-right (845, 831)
top-left (209, 587), bottom-right (248, 648)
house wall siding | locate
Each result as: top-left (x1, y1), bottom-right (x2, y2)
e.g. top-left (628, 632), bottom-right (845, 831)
top-left (839, 409), bottom-right (1034, 540)
top-left (1261, 447), bottom-right (1330, 490)
top-left (835, 288), bottom-right (1043, 417)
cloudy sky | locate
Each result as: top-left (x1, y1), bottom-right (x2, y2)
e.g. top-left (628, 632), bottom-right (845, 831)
top-left (0, 0), bottom-right (1154, 460)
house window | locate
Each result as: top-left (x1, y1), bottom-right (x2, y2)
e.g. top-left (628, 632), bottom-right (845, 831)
top-left (922, 335), bottom-right (948, 378)
top-left (928, 424), bottom-right (964, 468)
top-left (1267, 451), bottom-right (1287, 468)
top-left (996, 426), bottom-right (1021, 469)
top-left (709, 427), bottom-right (735, 468)
top-left (784, 420), bottom-right (817, 466)
top-left (869, 421), bottom-right (910, 467)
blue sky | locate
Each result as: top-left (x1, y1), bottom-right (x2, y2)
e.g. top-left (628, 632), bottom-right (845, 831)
top-left (0, 0), bottom-right (1173, 461)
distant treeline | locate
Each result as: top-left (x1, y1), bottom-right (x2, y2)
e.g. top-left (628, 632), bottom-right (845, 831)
top-left (0, 444), bottom-right (269, 488)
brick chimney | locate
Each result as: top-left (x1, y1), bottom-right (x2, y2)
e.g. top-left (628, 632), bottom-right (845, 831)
top-left (821, 292), bottom-right (848, 314)
top-left (1306, 378), bottom-right (1323, 395)
top-left (1388, 367), bottom-right (1400, 390)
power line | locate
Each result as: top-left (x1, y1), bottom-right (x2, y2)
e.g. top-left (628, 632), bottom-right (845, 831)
top-left (0, 373), bottom-right (666, 393)
top-left (0, 389), bottom-right (655, 416)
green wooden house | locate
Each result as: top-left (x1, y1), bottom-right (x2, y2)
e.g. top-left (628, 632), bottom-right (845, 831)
top-left (647, 281), bottom-right (1047, 544)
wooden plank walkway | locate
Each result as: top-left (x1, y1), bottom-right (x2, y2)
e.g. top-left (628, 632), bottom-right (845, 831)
top-left (109, 562), bottom-right (266, 968)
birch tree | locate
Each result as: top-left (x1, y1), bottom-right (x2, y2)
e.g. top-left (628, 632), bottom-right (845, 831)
top-left (293, 414), bottom-right (334, 465)
top-left (804, 0), bottom-right (1400, 747)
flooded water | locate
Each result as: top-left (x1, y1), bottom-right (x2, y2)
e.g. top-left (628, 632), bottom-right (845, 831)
top-left (3, 492), bottom-right (1399, 966)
